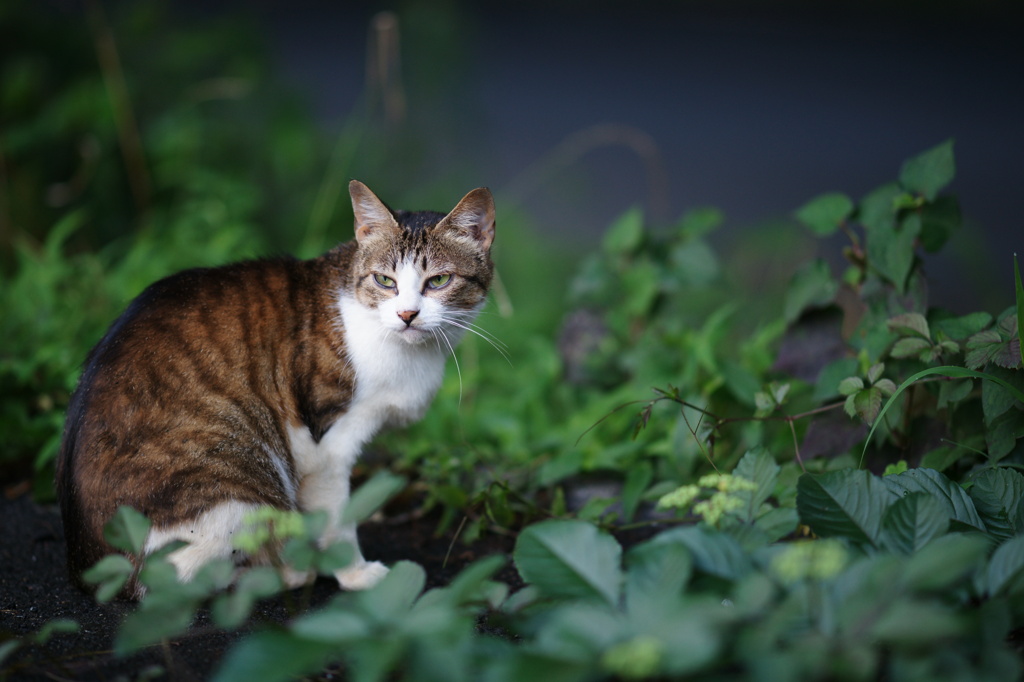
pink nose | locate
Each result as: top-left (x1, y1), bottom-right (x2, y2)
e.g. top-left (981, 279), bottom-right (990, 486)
top-left (397, 310), bottom-right (419, 326)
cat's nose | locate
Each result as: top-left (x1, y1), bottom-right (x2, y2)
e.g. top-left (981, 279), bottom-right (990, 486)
top-left (397, 310), bottom-right (419, 326)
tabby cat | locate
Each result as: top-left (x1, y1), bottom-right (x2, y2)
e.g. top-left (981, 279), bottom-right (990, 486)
top-left (56, 181), bottom-right (495, 598)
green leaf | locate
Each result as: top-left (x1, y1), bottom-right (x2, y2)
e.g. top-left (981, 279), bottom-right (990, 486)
top-left (862, 366), bottom-right (1024, 465)
top-left (968, 468), bottom-right (1024, 541)
top-left (902, 533), bottom-right (990, 591)
top-left (514, 520), bottom-right (622, 606)
top-left (986, 411), bottom-right (1024, 462)
top-left (624, 541), bottom-right (692, 615)
top-left (986, 535), bottom-right (1024, 597)
top-left (650, 526), bottom-right (752, 581)
top-left (838, 376), bottom-right (864, 396)
top-left (867, 212), bottom-right (920, 292)
top-left (211, 567), bottom-right (283, 629)
top-left (732, 447), bottom-right (780, 522)
top-left (932, 311), bottom-right (993, 341)
top-left (291, 609), bottom-right (370, 643)
top-left (795, 192), bottom-right (853, 235)
top-left (212, 629), bottom-right (338, 682)
top-left (871, 601), bottom-right (965, 646)
top-left (879, 492), bottom-right (949, 555)
top-left (677, 206), bottom-right (723, 239)
top-left (858, 182), bottom-right (902, 233)
top-left (341, 471), bottom-right (407, 524)
top-left (357, 561), bottom-right (426, 620)
top-left (852, 387), bottom-right (883, 423)
top-left (796, 469), bottom-right (897, 546)
top-left (918, 195), bottom-right (961, 252)
top-left (887, 312), bottom-right (930, 339)
top-left (602, 206), bottom-right (644, 255)
top-left (890, 337), bottom-right (931, 359)
top-left (899, 139), bottom-right (955, 201)
top-left (783, 258), bottom-right (837, 323)
top-left (621, 462), bottom-right (653, 524)
top-left (82, 554), bottom-right (135, 602)
top-left (882, 468), bottom-right (986, 533)
top-left (103, 506), bottom-right (152, 555)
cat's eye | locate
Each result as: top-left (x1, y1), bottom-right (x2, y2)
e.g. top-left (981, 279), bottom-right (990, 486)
top-left (426, 273), bottom-right (452, 289)
top-left (373, 273), bottom-right (396, 289)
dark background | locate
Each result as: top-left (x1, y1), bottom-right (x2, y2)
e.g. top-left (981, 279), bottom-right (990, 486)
top-left (158, 1), bottom-right (1024, 310)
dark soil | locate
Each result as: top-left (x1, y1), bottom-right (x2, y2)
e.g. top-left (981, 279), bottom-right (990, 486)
top-left (0, 487), bottom-right (518, 681)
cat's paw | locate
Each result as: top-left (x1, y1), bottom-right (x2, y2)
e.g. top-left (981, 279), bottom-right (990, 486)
top-left (335, 560), bottom-right (389, 591)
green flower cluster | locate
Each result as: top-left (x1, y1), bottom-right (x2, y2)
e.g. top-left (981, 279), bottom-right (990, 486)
top-left (657, 473), bottom-right (759, 526)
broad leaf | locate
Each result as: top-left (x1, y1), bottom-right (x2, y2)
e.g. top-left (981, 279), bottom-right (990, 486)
top-left (796, 469), bottom-right (897, 546)
top-left (903, 533), bottom-right (990, 591)
top-left (514, 520), bottom-right (622, 606)
top-left (969, 468), bottom-right (1024, 541)
top-left (883, 468), bottom-right (986, 533)
top-left (879, 492), bottom-right (948, 555)
top-left (651, 525), bottom-right (752, 581)
top-left (986, 535), bottom-right (1024, 597)
top-left (732, 447), bottom-right (780, 522)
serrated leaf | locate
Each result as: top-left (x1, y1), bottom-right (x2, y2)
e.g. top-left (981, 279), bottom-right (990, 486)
top-left (890, 338), bottom-right (931, 359)
top-left (796, 469), bottom-right (897, 546)
top-left (514, 520), bottom-right (622, 606)
top-left (874, 379), bottom-right (897, 396)
top-left (965, 329), bottom-right (1004, 370)
top-left (968, 468), bottom-right (1024, 541)
top-left (888, 313), bottom-right (930, 339)
top-left (838, 376), bottom-right (864, 396)
top-left (899, 139), bottom-right (955, 201)
top-left (103, 506), bottom-right (151, 555)
top-left (795, 192), bottom-right (853, 235)
top-left (853, 387), bottom-right (883, 423)
top-left (986, 411), bottom-right (1024, 463)
top-left (879, 492), bottom-right (949, 555)
top-left (733, 447), bottom-right (780, 523)
top-left (867, 363), bottom-right (885, 384)
top-left (882, 468), bottom-right (987, 533)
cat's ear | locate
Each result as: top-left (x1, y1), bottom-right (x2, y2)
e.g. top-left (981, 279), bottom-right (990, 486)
top-left (349, 180), bottom-right (400, 242)
top-left (439, 187), bottom-right (495, 251)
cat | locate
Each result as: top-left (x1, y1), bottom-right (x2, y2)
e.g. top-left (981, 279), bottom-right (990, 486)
top-left (55, 180), bottom-right (495, 599)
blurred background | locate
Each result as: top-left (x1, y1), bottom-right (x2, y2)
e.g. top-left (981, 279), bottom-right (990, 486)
top-left (2, 0), bottom-right (1022, 495)
top-left (5, 0), bottom-right (1023, 307)
top-left (185, 0), bottom-right (1023, 311)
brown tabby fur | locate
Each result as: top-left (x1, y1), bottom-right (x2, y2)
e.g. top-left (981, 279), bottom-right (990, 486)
top-left (56, 181), bottom-right (495, 597)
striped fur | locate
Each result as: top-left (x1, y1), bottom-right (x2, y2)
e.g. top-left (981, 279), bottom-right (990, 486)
top-left (56, 181), bottom-right (495, 598)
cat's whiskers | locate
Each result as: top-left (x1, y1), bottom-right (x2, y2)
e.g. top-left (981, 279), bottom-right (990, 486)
top-left (439, 312), bottom-right (511, 365)
top-left (432, 326), bottom-right (463, 404)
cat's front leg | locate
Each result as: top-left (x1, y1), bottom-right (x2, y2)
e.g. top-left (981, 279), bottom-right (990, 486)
top-left (296, 456), bottom-right (389, 591)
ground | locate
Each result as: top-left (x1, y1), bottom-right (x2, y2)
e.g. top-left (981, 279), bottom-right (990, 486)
top-left (0, 488), bottom-right (519, 681)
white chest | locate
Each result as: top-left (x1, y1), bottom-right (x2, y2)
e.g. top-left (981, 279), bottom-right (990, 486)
top-left (290, 294), bottom-right (447, 479)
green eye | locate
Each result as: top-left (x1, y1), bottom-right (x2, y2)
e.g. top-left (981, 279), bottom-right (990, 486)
top-left (373, 273), bottom-right (396, 288)
top-left (427, 273), bottom-right (452, 289)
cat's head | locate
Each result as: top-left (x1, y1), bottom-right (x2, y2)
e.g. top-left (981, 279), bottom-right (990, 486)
top-left (345, 180), bottom-right (495, 345)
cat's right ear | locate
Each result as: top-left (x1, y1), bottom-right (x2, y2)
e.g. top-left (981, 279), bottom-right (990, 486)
top-left (349, 180), bottom-right (399, 242)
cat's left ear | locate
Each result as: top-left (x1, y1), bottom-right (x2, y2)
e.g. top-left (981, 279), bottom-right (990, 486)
top-left (440, 188), bottom-right (495, 251)
top-left (349, 180), bottom-right (400, 242)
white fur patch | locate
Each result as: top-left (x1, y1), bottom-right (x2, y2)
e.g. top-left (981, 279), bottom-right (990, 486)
top-left (144, 499), bottom-right (259, 583)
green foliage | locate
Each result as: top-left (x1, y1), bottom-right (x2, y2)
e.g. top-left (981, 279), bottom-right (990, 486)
top-left (5, 4), bottom-right (1024, 680)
